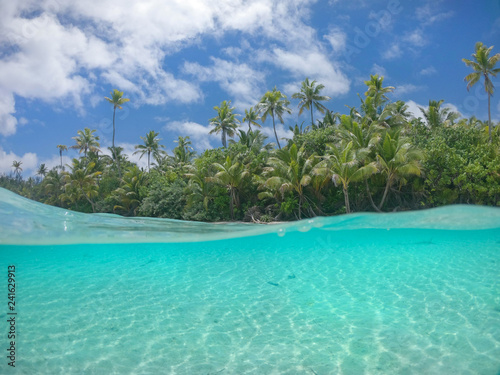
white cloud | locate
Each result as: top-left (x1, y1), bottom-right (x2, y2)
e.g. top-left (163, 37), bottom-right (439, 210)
top-left (265, 48), bottom-right (350, 97)
top-left (371, 63), bottom-right (387, 78)
top-left (183, 57), bottom-right (265, 108)
top-left (405, 100), bottom-right (462, 120)
top-left (39, 154), bottom-right (72, 173)
top-left (443, 103), bottom-right (461, 117)
top-left (164, 120), bottom-right (219, 151)
top-left (0, 90), bottom-right (17, 136)
top-left (416, 4), bottom-right (454, 26)
top-left (0, 0), bottom-right (350, 141)
top-left (405, 100), bottom-right (424, 119)
top-left (420, 66), bottom-right (437, 76)
top-left (404, 29), bottom-right (427, 47)
top-left (382, 43), bottom-right (401, 60)
top-left (18, 117), bottom-right (29, 126)
top-left (324, 27), bottom-right (347, 53)
top-left (116, 142), bottom-right (150, 170)
top-left (0, 0), bottom-right (349, 179)
top-left (0, 147), bottom-right (38, 176)
top-left (396, 84), bottom-right (425, 95)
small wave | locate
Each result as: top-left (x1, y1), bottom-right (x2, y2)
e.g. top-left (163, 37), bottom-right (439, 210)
top-left (1, 188), bottom-right (499, 245)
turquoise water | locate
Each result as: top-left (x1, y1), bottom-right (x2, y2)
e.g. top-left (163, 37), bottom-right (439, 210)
top-left (1, 188), bottom-right (500, 374)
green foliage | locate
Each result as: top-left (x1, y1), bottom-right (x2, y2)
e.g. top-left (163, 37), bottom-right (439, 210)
top-left (5, 63), bottom-right (500, 221)
top-left (138, 178), bottom-right (187, 219)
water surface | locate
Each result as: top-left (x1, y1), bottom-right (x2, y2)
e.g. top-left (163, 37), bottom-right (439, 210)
top-left (1, 188), bottom-right (499, 374)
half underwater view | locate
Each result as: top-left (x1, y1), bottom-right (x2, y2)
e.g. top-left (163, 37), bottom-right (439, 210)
top-left (1, 187), bottom-right (500, 374)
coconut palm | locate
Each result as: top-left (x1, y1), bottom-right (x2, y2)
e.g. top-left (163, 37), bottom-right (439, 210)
top-left (112, 166), bottom-right (146, 215)
top-left (386, 100), bottom-right (412, 129)
top-left (231, 129), bottom-right (272, 152)
top-left (260, 143), bottom-right (317, 219)
top-left (209, 100), bottom-right (240, 148)
top-left (173, 136), bottom-right (196, 166)
top-left (242, 107), bottom-right (261, 132)
top-left (37, 164), bottom-right (48, 179)
top-left (418, 100), bottom-right (459, 129)
top-left (257, 87), bottom-right (292, 149)
top-left (337, 114), bottom-right (381, 153)
top-left (62, 160), bottom-right (102, 212)
top-left (314, 141), bottom-right (377, 214)
top-left (133, 130), bottom-right (166, 172)
top-left (42, 169), bottom-right (65, 207)
top-left (292, 78), bottom-right (331, 127)
top-left (70, 128), bottom-right (100, 160)
top-left (105, 89), bottom-right (130, 174)
top-left (208, 156), bottom-right (249, 220)
top-left (56, 145), bottom-right (68, 170)
top-left (375, 131), bottom-right (424, 210)
top-left (463, 42), bottom-right (500, 142)
top-left (12, 160), bottom-right (22, 179)
top-left (317, 110), bottom-right (340, 129)
top-left (185, 164), bottom-right (215, 211)
top-left (364, 74), bottom-right (394, 108)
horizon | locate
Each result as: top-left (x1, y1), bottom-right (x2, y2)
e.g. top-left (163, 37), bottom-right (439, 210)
top-left (1, 0), bottom-right (500, 177)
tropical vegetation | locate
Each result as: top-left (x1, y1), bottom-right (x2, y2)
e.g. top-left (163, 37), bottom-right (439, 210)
top-left (2, 43), bottom-right (500, 222)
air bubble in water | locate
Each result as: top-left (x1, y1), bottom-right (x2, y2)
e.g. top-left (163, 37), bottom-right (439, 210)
top-left (277, 228), bottom-right (286, 237)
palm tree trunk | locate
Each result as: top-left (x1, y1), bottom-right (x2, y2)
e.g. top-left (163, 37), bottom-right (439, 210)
top-left (488, 92), bottom-right (492, 142)
top-left (222, 130), bottom-right (227, 148)
top-left (112, 107), bottom-right (116, 150)
top-left (378, 177), bottom-right (392, 211)
top-left (112, 107), bottom-right (122, 178)
top-left (229, 187), bottom-right (234, 220)
top-left (147, 151), bottom-right (151, 172)
top-left (272, 115), bottom-right (281, 149)
top-left (60, 151), bottom-right (63, 169)
top-left (310, 105), bottom-right (314, 127)
top-left (365, 179), bottom-right (382, 212)
top-left (343, 186), bottom-right (350, 214)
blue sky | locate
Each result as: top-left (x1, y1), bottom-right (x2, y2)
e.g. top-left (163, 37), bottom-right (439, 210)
top-left (1, 0), bottom-right (499, 176)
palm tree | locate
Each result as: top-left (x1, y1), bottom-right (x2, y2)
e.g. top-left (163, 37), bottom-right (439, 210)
top-left (242, 107), bottom-right (261, 132)
top-left (43, 169), bottom-right (65, 207)
top-left (292, 78), bottom-right (331, 127)
top-left (37, 164), bottom-right (48, 179)
top-left (314, 141), bottom-right (377, 214)
top-left (209, 100), bottom-right (240, 148)
top-left (418, 100), bottom-right (459, 129)
top-left (103, 146), bottom-right (129, 172)
top-left (364, 74), bottom-right (394, 108)
top-left (208, 156), bottom-right (249, 220)
top-left (12, 160), bottom-right (22, 179)
top-left (317, 110), bottom-right (340, 129)
top-left (375, 131), bottom-right (424, 210)
top-left (112, 166), bottom-right (146, 215)
top-left (62, 160), bottom-right (102, 212)
top-left (185, 163), bottom-right (215, 211)
top-left (105, 89), bottom-right (130, 175)
top-left (337, 114), bottom-right (381, 153)
top-left (133, 130), bottom-right (166, 172)
top-left (70, 128), bottom-right (100, 160)
top-left (386, 100), bottom-right (412, 129)
top-left (172, 136), bottom-right (196, 166)
top-left (56, 145), bottom-right (68, 170)
top-left (231, 129), bottom-right (271, 152)
top-left (257, 87), bottom-right (292, 149)
top-left (260, 143), bottom-right (317, 219)
top-left (463, 42), bottom-right (500, 142)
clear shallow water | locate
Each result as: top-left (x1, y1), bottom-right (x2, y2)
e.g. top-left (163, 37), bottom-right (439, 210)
top-left (1, 189), bottom-right (500, 374)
